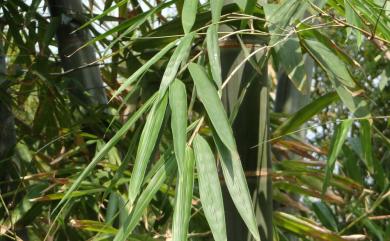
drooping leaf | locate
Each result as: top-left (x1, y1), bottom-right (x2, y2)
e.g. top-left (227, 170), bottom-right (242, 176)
top-left (274, 92), bottom-right (339, 137)
top-left (207, 25), bottom-right (222, 88)
top-left (312, 202), bottom-right (339, 232)
top-left (298, 26), bottom-right (370, 118)
top-left (169, 79), bottom-right (187, 173)
top-left (193, 135), bottom-right (227, 241)
top-left (274, 212), bottom-right (346, 241)
top-left (53, 93), bottom-right (158, 213)
top-left (188, 63), bottom-right (235, 152)
top-left (322, 119), bottom-right (353, 195)
top-left (210, 0), bottom-right (224, 23)
top-left (214, 135), bottom-right (260, 241)
top-left (110, 40), bottom-right (178, 101)
top-left (182, 0), bottom-right (198, 33)
top-left (172, 147), bottom-right (195, 241)
top-left (114, 156), bottom-right (176, 241)
top-left (344, 0), bottom-right (363, 47)
top-left (359, 120), bottom-right (374, 173)
top-left (159, 33), bottom-right (195, 97)
top-left (128, 94), bottom-right (168, 203)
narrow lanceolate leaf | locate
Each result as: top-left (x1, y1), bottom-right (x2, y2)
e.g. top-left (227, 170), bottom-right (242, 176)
top-left (214, 135), bottom-right (260, 241)
top-left (207, 25), bottom-right (222, 88)
top-left (298, 26), bottom-right (370, 118)
top-left (274, 92), bottom-right (339, 137)
top-left (344, 0), bottom-right (363, 47)
top-left (274, 212), bottom-right (346, 241)
top-left (172, 147), bottom-right (195, 241)
top-left (159, 33), bottom-right (194, 97)
top-left (193, 135), bottom-right (227, 241)
top-left (210, 0), bottom-right (223, 23)
top-left (169, 79), bottom-right (188, 173)
top-left (264, 1), bottom-right (308, 93)
top-left (128, 94), bottom-right (168, 204)
top-left (53, 93), bottom-right (158, 213)
top-left (110, 39), bottom-right (178, 101)
top-left (188, 63), bottom-right (235, 152)
top-left (359, 120), bottom-right (374, 173)
top-left (322, 120), bottom-right (353, 195)
top-left (114, 157), bottom-right (176, 241)
top-left (182, 0), bottom-right (198, 33)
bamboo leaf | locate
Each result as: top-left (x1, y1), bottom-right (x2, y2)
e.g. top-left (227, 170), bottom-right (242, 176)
top-left (172, 146), bottom-right (195, 241)
top-left (359, 120), bottom-right (374, 173)
top-left (188, 63), bottom-right (236, 152)
top-left (110, 40), bottom-right (177, 101)
top-left (274, 212), bottom-right (346, 241)
top-left (53, 93), bottom-right (158, 213)
top-left (207, 25), bottom-right (222, 88)
top-left (344, 0), bottom-right (363, 47)
top-left (312, 202), bottom-right (338, 232)
top-left (159, 33), bottom-right (194, 97)
top-left (274, 92), bottom-right (339, 137)
top-left (169, 79), bottom-right (187, 173)
top-left (298, 27), bottom-right (370, 118)
top-left (210, 0), bottom-right (224, 23)
top-left (114, 157), bottom-right (176, 241)
top-left (214, 135), bottom-right (260, 241)
top-left (322, 120), bottom-right (353, 195)
top-left (128, 94), bottom-right (168, 203)
top-left (182, 0), bottom-right (198, 33)
top-left (193, 135), bottom-right (227, 241)
top-left (69, 220), bottom-right (118, 234)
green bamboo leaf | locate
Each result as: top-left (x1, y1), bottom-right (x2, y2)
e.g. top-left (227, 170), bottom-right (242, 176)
top-left (182, 0), bottom-right (198, 33)
top-left (172, 146), bottom-right (195, 241)
top-left (69, 220), bottom-right (118, 235)
top-left (274, 92), bottom-right (339, 137)
top-left (213, 135), bottom-right (260, 241)
top-left (322, 119), bottom-right (353, 195)
top-left (274, 212), bottom-right (346, 241)
top-left (30, 188), bottom-right (105, 202)
top-left (53, 93), bottom-right (158, 213)
top-left (110, 40), bottom-right (177, 101)
top-left (114, 157), bottom-right (176, 241)
top-left (344, 0), bottom-right (363, 47)
top-left (159, 33), bottom-right (194, 97)
top-left (128, 94), bottom-right (168, 204)
top-left (207, 25), bottom-right (222, 88)
top-left (193, 135), bottom-right (227, 241)
top-left (359, 120), bottom-right (374, 173)
top-left (188, 63), bottom-right (235, 151)
top-left (169, 79), bottom-right (187, 173)
top-left (210, 0), bottom-right (224, 23)
top-left (312, 202), bottom-right (338, 232)
top-left (298, 27), bottom-right (370, 118)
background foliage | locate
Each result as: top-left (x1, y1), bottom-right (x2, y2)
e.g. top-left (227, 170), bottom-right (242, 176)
top-left (0, 0), bottom-right (389, 240)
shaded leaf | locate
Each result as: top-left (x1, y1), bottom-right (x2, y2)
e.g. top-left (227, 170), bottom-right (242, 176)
top-left (322, 119), bottom-right (353, 195)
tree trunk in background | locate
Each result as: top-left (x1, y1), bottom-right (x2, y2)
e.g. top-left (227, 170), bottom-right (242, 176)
top-left (220, 30), bottom-right (272, 241)
top-left (274, 57), bottom-right (313, 114)
top-left (0, 37), bottom-right (15, 161)
top-left (48, 0), bottom-right (107, 106)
